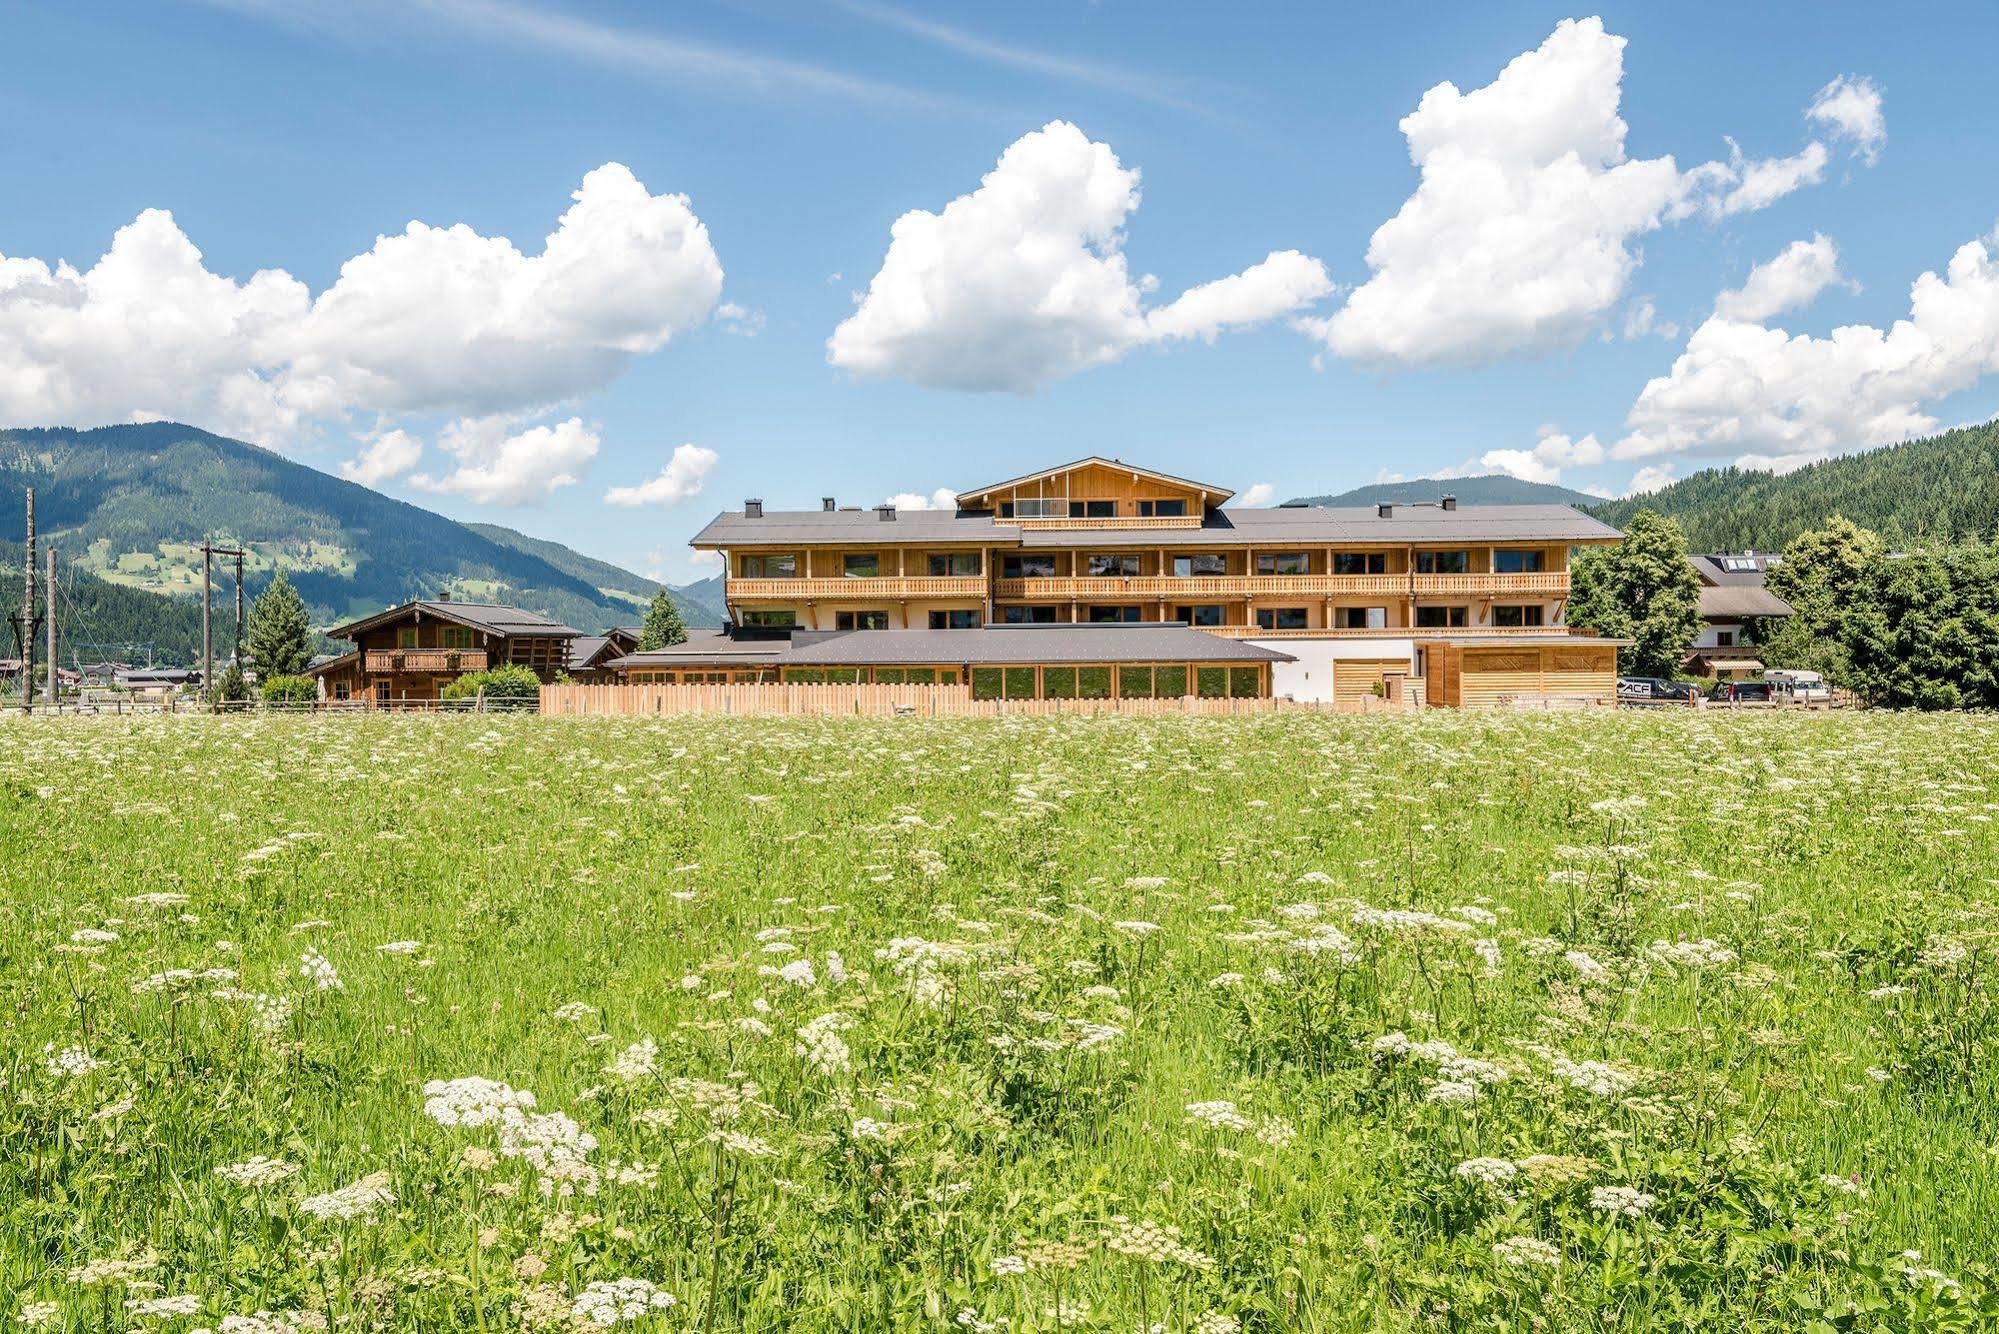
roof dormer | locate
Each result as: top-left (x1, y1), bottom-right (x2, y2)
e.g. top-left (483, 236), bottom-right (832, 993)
top-left (954, 457), bottom-right (1228, 529)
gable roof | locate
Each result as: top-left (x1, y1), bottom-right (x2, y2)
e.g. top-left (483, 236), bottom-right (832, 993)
top-left (568, 626), bottom-right (645, 670)
top-left (1697, 586), bottom-right (1794, 619)
top-left (1688, 553), bottom-right (1783, 586)
top-left (955, 456), bottom-right (1235, 506)
top-left (328, 600), bottom-right (581, 641)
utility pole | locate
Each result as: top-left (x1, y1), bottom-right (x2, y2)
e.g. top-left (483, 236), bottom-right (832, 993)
top-left (18, 488), bottom-right (33, 714)
top-left (46, 545), bottom-right (57, 709)
top-left (233, 550), bottom-right (245, 670)
top-left (198, 540), bottom-right (246, 706)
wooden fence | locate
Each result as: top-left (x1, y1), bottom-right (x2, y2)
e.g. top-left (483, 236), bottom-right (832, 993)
top-left (540, 682), bottom-right (1306, 718)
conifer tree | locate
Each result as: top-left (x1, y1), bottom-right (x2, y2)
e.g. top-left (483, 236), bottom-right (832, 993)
top-left (248, 568), bottom-right (313, 676)
top-left (638, 586), bottom-right (688, 651)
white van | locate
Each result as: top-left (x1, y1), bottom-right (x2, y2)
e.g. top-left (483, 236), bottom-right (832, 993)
top-left (1765, 669), bottom-right (1831, 703)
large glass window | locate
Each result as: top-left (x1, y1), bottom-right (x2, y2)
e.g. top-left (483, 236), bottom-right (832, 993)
top-left (1335, 606), bottom-right (1386, 629)
top-left (1255, 552), bottom-right (1310, 575)
top-left (927, 552), bottom-right (981, 577)
top-left (1256, 607), bottom-right (1308, 630)
top-left (842, 553), bottom-right (880, 578)
top-left (1138, 499), bottom-right (1188, 517)
top-left (742, 609), bottom-right (795, 628)
top-left (397, 627), bottom-right (419, 648)
top-left (1088, 605), bottom-right (1141, 623)
top-left (1014, 498), bottom-right (1068, 519)
top-left (441, 626), bottom-right (475, 649)
top-left (834, 610), bottom-right (889, 630)
top-left (1333, 552), bottom-right (1387, 575)
top-left (1415, 550), bottom-right (1470, 575)
top-left (1082, 500), bottom-right (1115, 518)
top-left (1000, 605), bottom-right (1056, 624)
top-left (928, 609), bottom-right (981, 629)
top-left (1171, 554), bottom-right (1228, 577)
top-left (1088, 554), bottom-right (1140, 577)
top-left (1002, 555), bottom-right (1057, 579)
top-left (1492, 604), bottom-right (1546, 627)
top-left (1493, 549), bottom-right (1546, 573)
top-left (1415, 605), bottom-right (1469, 628)
top-left (741, 553), bottom-right (798, 579)
top-left (1175, 604), bottom-right (1225, 627)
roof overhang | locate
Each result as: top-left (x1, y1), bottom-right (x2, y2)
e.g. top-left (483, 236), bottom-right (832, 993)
top-left (955, 457), bottom-right (1234, 508)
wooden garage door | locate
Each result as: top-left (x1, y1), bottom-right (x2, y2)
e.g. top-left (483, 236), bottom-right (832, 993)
top-left (1459, 646), bottom-right (1616, 706)
top-left (1333, 657), bottom-right (1409, 706)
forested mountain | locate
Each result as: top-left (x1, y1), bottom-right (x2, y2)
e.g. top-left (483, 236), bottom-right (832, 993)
top-left (1588, 422), bottom-right (1999, 551)
top-left (1287, 474), bottom-right (1599, 508)
top-left (0, 423), bottom-right (716, 661)
top-left (672, 573), bottom-right (726, 613)
top-left (0, 539), bottom-right (206, 665)
top-left (466, 523), bottom-right (722, 625)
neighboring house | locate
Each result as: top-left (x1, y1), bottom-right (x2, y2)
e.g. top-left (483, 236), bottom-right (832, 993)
top-left (114, 667), bottom-right (202, 698)
top-left (1684, 553), bottom-right (1794, 678)
top-left (566, 625), bottom-right (642, 683)
top-left (611, 456), bottom-right (1628, 706)
top-left (309, 598), bottom-right (580, 705)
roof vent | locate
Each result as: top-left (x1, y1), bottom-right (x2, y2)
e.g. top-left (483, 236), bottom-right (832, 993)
top-left (1377, 502), bottom-right (1394, 518)
top-left (876, 504), bottom-right (896, 521)
top-left (822, 497), bottom-right (837, 512)
top-left (744, 498), bottom-right (763, 518)
top-left (1441, 495), bottom-right (1457, 511)
top-left (438, 589), bottom-right (451, 601)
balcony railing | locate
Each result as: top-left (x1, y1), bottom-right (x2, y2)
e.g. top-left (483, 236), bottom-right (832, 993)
top-left (1197, 625), bottom-right (1584, 640)
top-left (996, 515), bottom-right (1206, 530)
top-left (991, 572), bottom-right (1567, 599)
top-left (728, 576), bottom-right (987, 601)
top-left (363, 649), bottom-right (489, 673)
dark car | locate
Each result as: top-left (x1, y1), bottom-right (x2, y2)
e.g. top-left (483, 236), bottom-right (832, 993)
top-left (1620, 676), bottom-right (1696, 704)
top-left (1708, 680), bottom-right (1773, 703)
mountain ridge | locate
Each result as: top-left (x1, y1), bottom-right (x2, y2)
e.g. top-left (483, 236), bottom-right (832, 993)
top-left (1285, 474), bottom-right (1599, 508)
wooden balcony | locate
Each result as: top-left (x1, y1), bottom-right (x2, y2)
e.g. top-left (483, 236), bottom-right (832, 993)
top-left (1198, 625), bottom-right (1585, 640)
top-left (363, 649), bottom-right (489, 673)
top-left (991, 572), bottom-right (1567, 599)
top-left (1412, 572), bottom-right (1570, 596)
top-left (729, 576), bottom-right (987, 601)
top-left (997, 515), bottom-right (1206, 530)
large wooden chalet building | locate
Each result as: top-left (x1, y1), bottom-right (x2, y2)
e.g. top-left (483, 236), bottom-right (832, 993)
top-left (310, 599), bottom-right (583, 705)
top-left (609, 457), bottom-right (1627, 706)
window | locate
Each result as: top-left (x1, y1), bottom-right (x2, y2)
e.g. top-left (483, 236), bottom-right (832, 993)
top-left (373, 680), bottom-right (390, 704)
top-left (1088, 554), bottom-right (1140, 577)
top-left (1493, 549), bottom-right (1547, 574)
top-left (1256, 607), bottom-right (1308, 630)
top-left (741, 609), bottom-right (795, 628)
top-left (1336, 606), bottom-right (1386, 629)
top-left (1722, 557), bottom-right (1759, 572)
top-left (928, 609), bottom-right (980, 629)
top-left (1175, 604), bottom-right (1225, 627)
top-left (1333, 552), bottom-right (1387, 575)
top-left (1715, 629), bottom-right (1736, 647)
top-left (1088, 605), bottom-right (1141, 623)
top-left (441, 626), bottom-right (475, 649)
top-left (1256, 552), bottom-right (1310, 575)
top-left (842, 553), bottom-right (880, 578)
top-left (1082, 500), bottom-right (1116, 518)
top-left (1002, 555), bottom-right (1057, 579)
top-left (1492, 604), bottom-right (1546, 627)
top-left (835, 610), bottom-right (889, 630)
top-left (1415, 550), bottom-right (1470, 575)
top-left (740, 553), bottom-right (798, 579)
top-left (1014, 498), bottom-right (1068, 519)
top-left (331, 682), bottom-right (351, 701)
top-left (999, 503), bottom-right (1014, 518)
top-left (927, 552), bottom-right (981, 577)
top-left (1171, 553), bottom-right (1228, 577)
top-left (1001, 605), bottom-right (1056, 624)
top-left (397, 627), bottom-right (419, 649)
top-left (1415, 605), bottom-right (1468, 628)
top-left (1137, 499), bottom-right (1188, 517)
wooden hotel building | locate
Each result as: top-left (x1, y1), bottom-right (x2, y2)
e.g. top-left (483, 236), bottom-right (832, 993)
top-left (612, 458), bottom-right (1626, 706)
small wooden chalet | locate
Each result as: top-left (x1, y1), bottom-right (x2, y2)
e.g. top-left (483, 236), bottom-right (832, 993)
top-left (309, 599), bottom-right (579, 705)
top-left (566, 625), bottom-right (642, 683)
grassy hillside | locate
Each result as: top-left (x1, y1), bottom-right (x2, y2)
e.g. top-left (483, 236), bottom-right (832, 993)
top-left (0, 423), bottom-right (707, 649)
top-left (1288, 474), bottom-right (1598, 508)
top-left (1588, 421), bottom-right (1999, 551)
top-left (466, 523), bottom-right (720, 626)
top-left (0, 540), bottom-right (208, 665)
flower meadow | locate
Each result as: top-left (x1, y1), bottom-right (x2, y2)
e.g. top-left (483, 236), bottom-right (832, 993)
top-left (3, 709), bottom-right (1998, 1332)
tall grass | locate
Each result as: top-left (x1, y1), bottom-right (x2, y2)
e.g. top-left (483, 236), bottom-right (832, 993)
top-left (1, 710), bottom-right (1995, 1331)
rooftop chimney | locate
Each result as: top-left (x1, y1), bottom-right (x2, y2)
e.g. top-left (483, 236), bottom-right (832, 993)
top-left (876, 504), bottom-right (897, 521)
top-left (744, 498), bottom-right (763, 518)
top-left (1441, 495), bottom-right (1457, 511)
top-left (1377, 502), bottom-right (1394, 518)
top-left (822, 497), bottom-right (836, 512)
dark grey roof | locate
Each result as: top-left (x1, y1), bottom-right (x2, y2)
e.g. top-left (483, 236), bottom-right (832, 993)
top-left (1698, 586), bottom-right (1793, 618)
top-left (1688, 553), bottom-right (1784, 586)
top-left (329, 600), bottom-right (581, 641)
top-left (785, 624), bottom-right (1293, 666)
top-left (692, 502), bottom-right (1620, 549)
top-left (608, 629), bottom-right (795, 671)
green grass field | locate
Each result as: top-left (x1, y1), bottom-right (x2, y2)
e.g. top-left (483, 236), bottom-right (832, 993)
top-left (3, 711), bottom-right (1997, 1331)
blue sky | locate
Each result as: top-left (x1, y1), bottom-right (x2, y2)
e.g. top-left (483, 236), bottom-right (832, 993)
top-left (3, 1), bottom-right (1995, 581)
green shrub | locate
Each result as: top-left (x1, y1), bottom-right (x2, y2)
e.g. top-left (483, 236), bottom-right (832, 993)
top-left (1228, 666), bottom-right (1261, 698)
top-left (1043, 666), bottom-right (1078, 699)
top-left (440, 664), bottom-right (543, 701)
top-left (1196, 666), bottom-right (1227, 698)
top-left (1118, 665), bottom-right (1156, 698)
top-left (971, 667), bottom-right (1003, 701)
top-left (259, 674), bottom-right (317, 706)
top-left (1078, 666), bottom-right (1112, 699)
top-left (1155, 664), bottom-right (1188, 697)
top-left (1003, 667), bottom-right (1037, 699)
top-left (216, 662), bottom-right (252, 704)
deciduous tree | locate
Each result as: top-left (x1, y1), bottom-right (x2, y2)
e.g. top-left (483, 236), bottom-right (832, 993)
top-left (1567, 509), bottom-right (1702, 678)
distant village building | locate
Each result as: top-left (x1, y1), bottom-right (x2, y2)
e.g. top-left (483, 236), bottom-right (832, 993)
top-left (1684, 552), bottom-right (1794, 678)
top-left (608, 456), bottom-right (1629, 706)
top-left (565, 625), bottom-right (642, 683)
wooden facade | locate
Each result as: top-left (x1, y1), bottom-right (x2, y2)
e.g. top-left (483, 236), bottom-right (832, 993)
top-left (309, 601), bottom-right (580, 706)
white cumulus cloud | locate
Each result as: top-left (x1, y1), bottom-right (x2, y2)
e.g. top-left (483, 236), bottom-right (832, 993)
top-left (1714, 234), bottom-right (1851, 322)
top-left (1237, 482), bottom-right (1277, 507)
top-left (1808, 75), bottom-right (1886, 162)
top-left (827, 120), bottom-right (1332, 392)
top-left (1464, 429), bottom-right (1606, 484)
top-left (338, 428), bottom-right (424, 486)
top-left (882, 488), bottom-right (960, 510)
top-left (603, 442), bottom-right (720, 507)
top-left (410, 416), bottom-right (601, 507)
top-left (1613, 226), bottom-right (1999, 471)
top-left (1304, 18), bottom-right (1853, 369)
top-left (1625, 463), bottom-right (1676, 495)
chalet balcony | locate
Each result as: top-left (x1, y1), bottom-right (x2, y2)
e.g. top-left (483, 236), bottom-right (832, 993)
top-left (728, 576), bottom-right (988, 601)
top-left (1197, 625), bottom-right (1586, 640)
top-left (997, 515), bottom-right (1206, 530)
top-left (362, 649), bottom-right (490, 673)
top-left (991, 572), bottom-right (1568, 600)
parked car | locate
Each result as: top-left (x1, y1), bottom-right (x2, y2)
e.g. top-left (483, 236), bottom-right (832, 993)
top-left (1708, 680), bottom-right (1774, 704)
